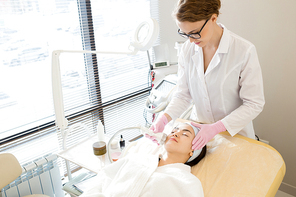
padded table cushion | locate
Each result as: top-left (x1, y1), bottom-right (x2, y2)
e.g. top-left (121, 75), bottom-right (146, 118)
top-left (191, 131), bottom-right (285, 197)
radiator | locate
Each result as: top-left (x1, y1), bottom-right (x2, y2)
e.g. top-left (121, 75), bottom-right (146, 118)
top-left (1, 154), bottom-right (64, 197)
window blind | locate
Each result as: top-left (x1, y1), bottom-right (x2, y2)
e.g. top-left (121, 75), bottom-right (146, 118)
top-left (0, 0), bottom-right (159, 176)
top-left (0, 0), bottom-right (84, 141)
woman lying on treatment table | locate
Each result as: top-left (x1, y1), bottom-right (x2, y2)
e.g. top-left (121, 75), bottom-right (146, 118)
top-left (81, 122), bottom-right (206, 197)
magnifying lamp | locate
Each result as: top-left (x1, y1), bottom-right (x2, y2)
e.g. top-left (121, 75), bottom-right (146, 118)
top-left (52, 17), bottom-right (159, 131)
top-left (52, 18), bottom-right (159, 179)
top-left (130, 18), bottom-right (159, 52)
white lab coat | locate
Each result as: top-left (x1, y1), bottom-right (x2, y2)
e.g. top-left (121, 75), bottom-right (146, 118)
top-left (165, 24), bottom-right (265, 139)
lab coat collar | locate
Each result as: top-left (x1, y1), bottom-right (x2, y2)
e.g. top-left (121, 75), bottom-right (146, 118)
top-left (217, 23), bottom-right (230, 54)
top-left (194, 23), bottom-right (230, 54)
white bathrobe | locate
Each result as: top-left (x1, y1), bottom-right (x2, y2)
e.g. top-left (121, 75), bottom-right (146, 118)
top-left (80, 153), bottom-right (204, 197)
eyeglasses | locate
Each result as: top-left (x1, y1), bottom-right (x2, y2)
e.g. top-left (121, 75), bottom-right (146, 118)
top-left (178, 19), bottom-right (209, 39)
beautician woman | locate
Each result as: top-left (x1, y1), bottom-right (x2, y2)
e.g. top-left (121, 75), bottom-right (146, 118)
top-left (149, 0), bottom-right (265, 151)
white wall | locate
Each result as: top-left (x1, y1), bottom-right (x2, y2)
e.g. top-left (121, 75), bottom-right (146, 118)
top-left (218, 1), bottom-right (296, 195)
top-left (158, 0), bottom-right (296, 195)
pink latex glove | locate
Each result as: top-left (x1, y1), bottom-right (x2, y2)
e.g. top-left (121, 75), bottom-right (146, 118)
top-left (146, 114), bottom-right (168, 143)
top-left (191, 121), bottom-right (226, 150)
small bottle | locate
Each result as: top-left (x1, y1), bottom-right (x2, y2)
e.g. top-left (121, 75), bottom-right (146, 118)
top-left (110, 140), bottom-right (121, 162)
top-left (97, 120), bottom-right (105, 142)
top-left (120, 135), bottom-right (125, 150)
top-left (110, 140), bottom-right (119, 149)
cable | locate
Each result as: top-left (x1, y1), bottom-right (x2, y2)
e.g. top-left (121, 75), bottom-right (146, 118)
top-left (255, 134), bottom-right (260, 141)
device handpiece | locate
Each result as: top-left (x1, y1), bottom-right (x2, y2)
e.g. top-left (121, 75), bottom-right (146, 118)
top-left (140, 126), bottom-right (167, 145)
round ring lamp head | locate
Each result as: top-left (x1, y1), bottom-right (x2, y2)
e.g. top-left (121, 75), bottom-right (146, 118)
top-left (130, 18), bottom-right (159, 51)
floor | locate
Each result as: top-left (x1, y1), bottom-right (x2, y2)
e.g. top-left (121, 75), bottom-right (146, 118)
top-left (275, 190), bottom-right (295, 197)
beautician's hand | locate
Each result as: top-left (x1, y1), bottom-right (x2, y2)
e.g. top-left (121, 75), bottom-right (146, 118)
top-left (145, 134), bottom-right (160, 145)
top-left (150, 114), bottom-right (168, 133)
top-left (191, 121), bottom-right (226, 150)
top-left (146, 114), bottom-right (168, 144)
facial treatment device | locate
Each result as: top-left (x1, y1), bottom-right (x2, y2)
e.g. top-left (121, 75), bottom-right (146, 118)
top-left (139, 126), bottom-right (167, 146)
top-left (145, 74), bottom-right (177, 114)
top-left (107, 125), bottom-right (167, 163)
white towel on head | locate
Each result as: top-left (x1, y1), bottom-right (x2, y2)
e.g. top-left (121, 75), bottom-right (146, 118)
top-left (183, 122), bottom-right (202, 162)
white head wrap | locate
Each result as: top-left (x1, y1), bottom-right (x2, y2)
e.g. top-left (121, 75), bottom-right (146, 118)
top-left (184, 122), bottom-right (202, 163)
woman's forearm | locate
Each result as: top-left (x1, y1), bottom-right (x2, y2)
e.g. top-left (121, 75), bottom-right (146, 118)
top-left (164, 113), bottom-right (172, 123)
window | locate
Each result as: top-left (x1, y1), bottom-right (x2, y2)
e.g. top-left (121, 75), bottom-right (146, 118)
top-left (0, 0), bottom-right (158, 173)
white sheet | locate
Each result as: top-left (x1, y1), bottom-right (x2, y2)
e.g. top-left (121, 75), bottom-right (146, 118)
top-left (80, 152), bottom-right (204, 197)
top-left (140, 162), bottom-right (204, 197)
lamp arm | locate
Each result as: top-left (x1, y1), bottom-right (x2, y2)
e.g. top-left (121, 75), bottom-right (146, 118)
top-left (52, 18), bottom-right (158, 131)
top-left (52, 51), bottom-right (68, 131)
top-left (51, 48), bottom-right (139, 132)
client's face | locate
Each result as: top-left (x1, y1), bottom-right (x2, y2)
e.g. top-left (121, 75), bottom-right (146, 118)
top-left (164, 123), bottom-right (195, 156)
